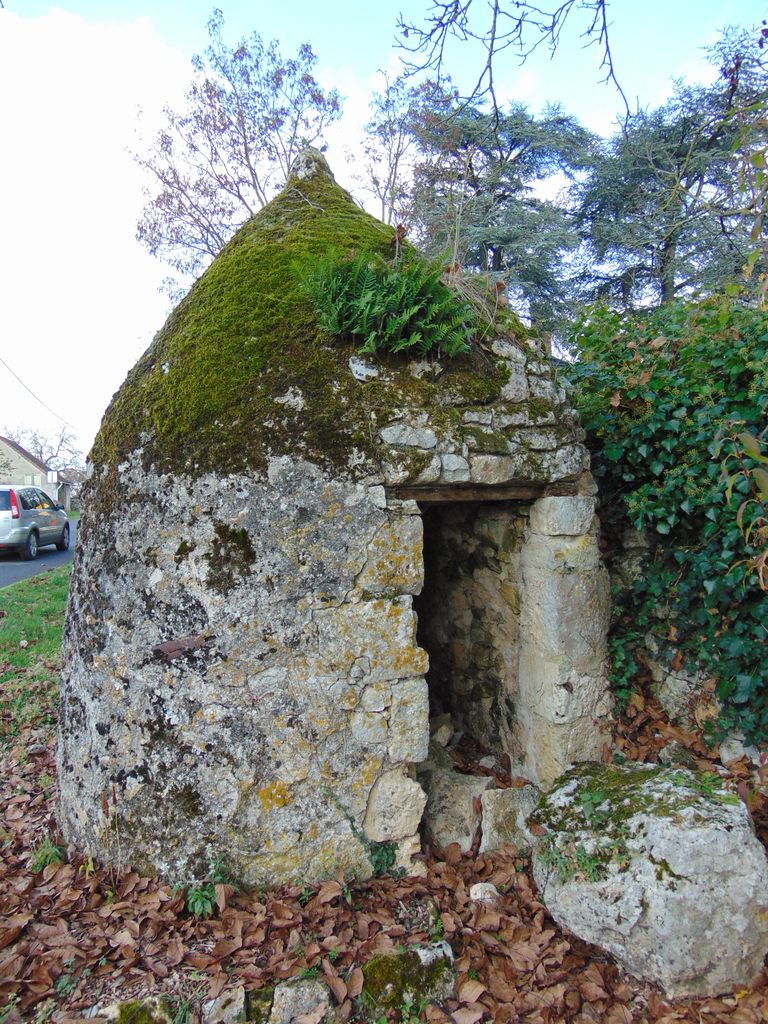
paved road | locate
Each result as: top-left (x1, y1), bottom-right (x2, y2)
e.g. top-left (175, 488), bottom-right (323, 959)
top-left (0, 520), bottom-right (77, 589)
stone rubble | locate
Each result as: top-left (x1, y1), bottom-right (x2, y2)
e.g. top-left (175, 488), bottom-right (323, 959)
top-left (479, 785), bottom-right (541, 854)
top-left (417, 743), bottom-right (493, 853)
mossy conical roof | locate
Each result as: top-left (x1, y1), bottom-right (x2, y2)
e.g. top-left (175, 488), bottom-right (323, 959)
top-left (92, 149), bottom-right (509, 480)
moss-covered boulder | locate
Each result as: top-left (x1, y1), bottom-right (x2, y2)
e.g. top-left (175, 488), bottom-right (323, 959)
top-left (361, 942), bottom-right (455, 1016)
top-left (530, 762), bottom-right (768, 997)
top-left (100, 997), bottom-right (176, 1023)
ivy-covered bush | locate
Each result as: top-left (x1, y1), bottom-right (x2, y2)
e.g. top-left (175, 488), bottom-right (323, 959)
top-left (302, 249), bottom-right (475, 359)
top-left (565, 296), bottom-right (768, 743)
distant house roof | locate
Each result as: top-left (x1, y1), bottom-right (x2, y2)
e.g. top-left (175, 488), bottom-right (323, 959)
top-left (0, 435), bottom-right (51, 474)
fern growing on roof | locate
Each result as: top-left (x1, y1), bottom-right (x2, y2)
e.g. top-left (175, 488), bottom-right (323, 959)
top-left (301, 249), bottom-right (475, 360)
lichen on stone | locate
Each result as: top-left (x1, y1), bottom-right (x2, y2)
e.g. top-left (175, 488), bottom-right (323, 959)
top-left (246, 985), bottom-right (276, 1024)
top-left (529, 761), bottom-right (741, 882)
top-left (104, 997), bottom-right (176, 1023)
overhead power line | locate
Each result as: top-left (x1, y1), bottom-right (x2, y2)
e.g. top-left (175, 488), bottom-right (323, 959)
top-left (0, 354), bottom-right (73, 428)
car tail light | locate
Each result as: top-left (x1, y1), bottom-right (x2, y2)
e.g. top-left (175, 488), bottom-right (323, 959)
top-left (9, 489), bottom-right (20, 519)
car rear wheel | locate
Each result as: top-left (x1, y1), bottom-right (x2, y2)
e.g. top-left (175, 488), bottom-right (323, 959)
top-left (56, 523), bottom-right (70, 551)
top-left (21, 531), bottom-right (39, 561)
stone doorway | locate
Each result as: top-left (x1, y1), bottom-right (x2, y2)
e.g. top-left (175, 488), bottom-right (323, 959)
top-left (414, 501), bottom-right (528, 765)
top-left (412, 494), bottom-right (613, 785)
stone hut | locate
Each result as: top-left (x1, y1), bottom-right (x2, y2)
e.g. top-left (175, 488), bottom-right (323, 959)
top-left (58, 150), bottom-right (611, 886)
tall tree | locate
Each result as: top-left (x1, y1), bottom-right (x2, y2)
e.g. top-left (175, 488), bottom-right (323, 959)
top-left (404, 83), bottom-right (594, 331)
top-left (574, 33), bottom-right (768, 309)
top-left (713, 23), bottom-right (768, 301)
top-left (361, 74), bottom-right (418, 225)
top-left (135, 9), bottom-right (341, 278)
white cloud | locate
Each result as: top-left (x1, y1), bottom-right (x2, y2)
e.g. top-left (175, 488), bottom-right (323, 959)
top-left (0, 9), bottom-right (189, 454)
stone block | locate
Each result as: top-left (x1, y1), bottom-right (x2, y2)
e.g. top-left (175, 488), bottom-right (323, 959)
top-left (529, 496), bottom-right (597, 536)
top-left (517, 522), bottom-right (612, 785)
top-left (500, 364), bottom-right (529, 402)
top-left (418, 745), bottom-right (493, 853)
top-left (647, 654), bottom-right (717, 732)
top-left (541, 444), bottom-right (588, 481)
top-left (203, 985), bottom-right (247, 1023)
top-left (355, 517), bottom-right (424, 596)
top-left (394, 834), bottom-right (428, 876)
top-left (462, 409), bottom-right (493, 424)
top-left (528, 377), bottom-right (558, 403)
top-left (518, 429), bottom-right (559, 450)
top-left (415, 454), bottom-right (442, 483)
top-left (363, 769), bottom-right (427, 842)
top-left (380, 424), bottom-right (438, 448)
top-left (491, 337), bottom-right (527, 362)
top-left (349, 355), bottom-right (379, 381)
top-left (440, 453), bottom-right (470, 482)
top-left (388, 677), bottom-right (430, 763)
top-left (469, 454), bottom-right (517, 485)
top-left (479, 784), bottom-right (541, 853)
top-left (469, 882), bottom-right (502, 905)
top-left (268, 979), bottom-right (334, 1024)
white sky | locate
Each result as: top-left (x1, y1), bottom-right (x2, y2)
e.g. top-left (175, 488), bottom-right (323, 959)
top-left (0, 0), bottom-right (764, 458)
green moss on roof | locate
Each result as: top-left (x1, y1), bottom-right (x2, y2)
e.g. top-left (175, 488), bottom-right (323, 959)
top-left (91, 154), bottom-right (515, 481)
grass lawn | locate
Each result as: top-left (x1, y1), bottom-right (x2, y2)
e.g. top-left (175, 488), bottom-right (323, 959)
top-left (0, 565), bottom-right (69, 748)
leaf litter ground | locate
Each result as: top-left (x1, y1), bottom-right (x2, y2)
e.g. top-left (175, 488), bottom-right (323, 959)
top-left (1, 580), bottom-right (768, 1023)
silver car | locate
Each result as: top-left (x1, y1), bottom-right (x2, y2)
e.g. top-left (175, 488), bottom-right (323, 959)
top-left (0, 485), bottom-right (70, 560)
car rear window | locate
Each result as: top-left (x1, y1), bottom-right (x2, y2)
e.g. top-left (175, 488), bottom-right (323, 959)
top-left (0, 492), bottom-right (9, 511)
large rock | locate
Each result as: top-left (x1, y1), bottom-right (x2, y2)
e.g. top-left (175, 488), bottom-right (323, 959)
top-left (530, 762), bottom-right (768, 997)
top-left (363, 768), bottom-right (427, 842)
top-left (268, 979), bottom-right (335, 1024)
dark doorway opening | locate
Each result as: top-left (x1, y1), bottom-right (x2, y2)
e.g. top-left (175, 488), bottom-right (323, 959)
top-left (413, 501), bottom-right (528, 761)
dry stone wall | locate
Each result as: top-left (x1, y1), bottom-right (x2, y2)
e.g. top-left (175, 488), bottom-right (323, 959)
top-left (373, 338), bottom-right (586, 490)
top-left (58, 150), bottom-right (612, 886)
top-left (59, 454), bottom-right (430, 884)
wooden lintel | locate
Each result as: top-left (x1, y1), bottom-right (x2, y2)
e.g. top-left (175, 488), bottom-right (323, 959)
top-left (389, 482), bottom-right (579, 504)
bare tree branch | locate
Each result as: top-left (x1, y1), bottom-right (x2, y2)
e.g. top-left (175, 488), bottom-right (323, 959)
top-left (134, 10), bottom-right (341, 280)
top-left (397, 1), bottom-right (629, 120)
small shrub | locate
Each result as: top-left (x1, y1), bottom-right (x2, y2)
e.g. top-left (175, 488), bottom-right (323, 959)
top-left (565, 295), bottom-right (768, 742)
top-left (174, 857), bottom-right (237, 919)
top-left (185, 881), bottom-right (217, 919)
top-left (368, 840), bottom-right (397, 877)
top-left (29, 837), bottom-right (65, 872)
top-left (302, 249), bottom-right (475, 360)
